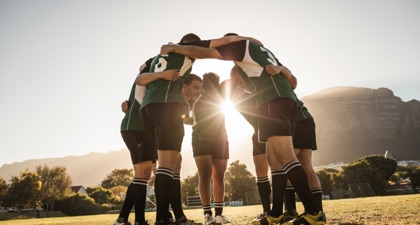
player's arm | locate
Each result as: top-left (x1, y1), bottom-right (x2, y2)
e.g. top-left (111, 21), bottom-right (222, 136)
top-left (136, 56), bottom-right (180, 85)
top-left (161, 44), bottom-right (223, 59)
top-left (208, 36), bottom-right (262, 48)
top-left (265, 65), bottom-right (298, 90)
top-left (136, 70), bottom-right (180, 86)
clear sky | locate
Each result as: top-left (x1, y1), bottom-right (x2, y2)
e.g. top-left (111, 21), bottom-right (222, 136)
top-left (1, 0), bottom-right (419, 170)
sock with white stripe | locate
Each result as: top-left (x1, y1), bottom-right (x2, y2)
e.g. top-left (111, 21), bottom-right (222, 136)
top-left (132, 178), bottom-right (148, 224)
top-left (215, 202), bottom-right (224, 216)
top-left (270, 169), bottom-right (286, 217)
top-left (285, 161), bottom-right (318, 214)
top-left (203, 205), bottom-right (212, 216)
top-left (311, 187), bottom-right (323, 212)
top-left (257, 176), bottom-right (271, 214)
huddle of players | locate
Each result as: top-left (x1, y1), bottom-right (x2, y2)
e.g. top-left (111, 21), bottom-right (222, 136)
top-left (114, 33), bottom-right (326, 225)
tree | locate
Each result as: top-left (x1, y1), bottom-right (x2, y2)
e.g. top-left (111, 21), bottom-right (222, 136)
top-left (86, 186), bottom-right (119, 205)
top-left (316, 168), bottom-right (338, 196)
top-left (6, 170), bottom-right (42, 210)
top-left (335, 155), bottom-right (397, 195)
top-left (224, 160), bottom-right (256, 203)
top-left (36, 165), bottom-right (72, 216)
top-left (402, 166), bottom-right (420, 193)
top-left (110, 185), bottom-right (128, 202)
top-left (0, 176), bottom-right (8, 206)
top-left (354, 155), bottom-right (397, 180)
top-left (101, 168), bottom-right (133, 189)
top-left (181, 171), bottom-right (199, 205)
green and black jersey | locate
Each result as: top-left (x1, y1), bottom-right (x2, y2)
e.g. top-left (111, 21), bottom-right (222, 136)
top-left (215, 40), bottom-right (298, 107)
top-left (140, 53), bottom-right (194, 109)
top-left (140, 41), bottom-right (211, 109)
top-left (120, 82), bottom-right (145, 131)
top-left (191, 95), bottom-right (228, 141)
top-left (120, 58), bottom-right (154, 131)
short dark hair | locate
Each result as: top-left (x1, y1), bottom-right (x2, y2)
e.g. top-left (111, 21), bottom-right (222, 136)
top-left (179, 33), bottom-right (201, 44)
top-left (224, 33), bottom-right (239, 37)
top-left (202, 72), bottom-right (220, 92)
top-left (184, 73), bottom-right (202, 85)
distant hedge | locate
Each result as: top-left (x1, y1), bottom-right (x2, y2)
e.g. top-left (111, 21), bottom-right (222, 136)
top-left (58, 193), bottom-right (109, 216)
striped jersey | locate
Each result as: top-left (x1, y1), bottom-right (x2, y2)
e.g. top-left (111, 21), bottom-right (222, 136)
top-left (215, 40), bottom-right (298, 106)
top-left (140, 53), bottom-right (194, 109)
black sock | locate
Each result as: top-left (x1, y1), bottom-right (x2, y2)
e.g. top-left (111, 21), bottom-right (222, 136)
top-left (155, 167), bottom-right (174, 223)
top-left (284, 183), bottom-right (296, 213)
top-left (132, 178), bottom-right (148, 223)
top-left (170, 173), bottom-right (185, 221)
top-left (203, 205), bottom-right (212, 216)
top-left (257, 176), bottom-right (271, 214)
top-left (285, 161), bottom-right (318, 214)
top-left (117, 183), bottom-right (134, 222)
top-left (215, 202), bottom-right (224, 216)
top-left (311, 187), bottom-right (323, 212)
top-left (270, 169), bottom-right (287, 218)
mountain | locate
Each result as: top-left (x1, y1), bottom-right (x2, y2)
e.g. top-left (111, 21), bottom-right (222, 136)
top-left (0, 150), bottom-right (135, 187)
top-left (305, 86), bottom-right (420, 166)
top-left (1, 86), bottom-right (419, 187)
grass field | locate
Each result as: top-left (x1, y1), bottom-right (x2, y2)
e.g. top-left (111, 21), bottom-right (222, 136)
top-left (0, 194), bottom-right (419, 225)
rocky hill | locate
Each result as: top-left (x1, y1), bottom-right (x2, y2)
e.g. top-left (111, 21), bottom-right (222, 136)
top-left (305, 86), bottom-right (420, 166)
top-left (1, 86), bottom-right (418, 187)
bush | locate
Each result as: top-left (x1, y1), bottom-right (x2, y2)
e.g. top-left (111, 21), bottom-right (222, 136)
top-left (58, 193), bottom-right (109, 216)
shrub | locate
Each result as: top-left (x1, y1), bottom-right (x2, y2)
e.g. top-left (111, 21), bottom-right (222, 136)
top-left (59, 193), bottom-right (109, 216)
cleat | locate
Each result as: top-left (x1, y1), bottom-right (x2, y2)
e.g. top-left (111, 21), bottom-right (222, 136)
top-left (155, 221), bottom-right (175, 225)
top-left (255, 213), bottom-right (267, 220)
top-left (214, 215), bottom-right (231, 224)
top-left (176, 216), bottom-right (203, 225)
top-left (252, 214), bottom-right (284, 225)
top-left (204, 213), bottom-right (215, 225)
top-left (134, 221), bottom-right (151, 225)
top-left (281, 211), bottom-right (326, 225)
top-left (282, 210), bottom-right (298, 222)
top-left (114, 220), bottom-right (132, 225)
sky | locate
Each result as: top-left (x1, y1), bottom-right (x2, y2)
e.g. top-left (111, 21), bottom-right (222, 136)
top-left (1, 1), bottom-right (419, 174)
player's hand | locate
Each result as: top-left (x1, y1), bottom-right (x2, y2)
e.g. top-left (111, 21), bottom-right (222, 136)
top-left (121, 100), bottom-right (129, 112)
top-left (161, 70), bottom-right (180, 82)
top-left (265, 65), bottom-right (283, 76)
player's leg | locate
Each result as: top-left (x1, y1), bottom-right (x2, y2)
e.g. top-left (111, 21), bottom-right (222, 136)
top-left (115, 130), bottom-right (154, 225)
top-left (253, 153), bottom-right (271, 215)
top-left (252, 133), bottom-right (271, 215)
top-left (296, 149), bottom-right (323, 212)
top-left (211, 140), bottom-right (229, 224)
top-left (195, 155), bottom-right (214, 224)
top-left (170, 154), bottom-right (186, 221)
top-left (143, 103), bottom-right (185, 225)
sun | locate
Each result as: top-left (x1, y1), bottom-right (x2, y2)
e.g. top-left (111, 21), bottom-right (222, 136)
top-left (221, 100), bottom-right (236, 116)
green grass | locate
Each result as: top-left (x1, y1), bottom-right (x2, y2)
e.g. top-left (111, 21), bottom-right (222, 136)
top-left (1, 194), bottom-right (419, 225)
